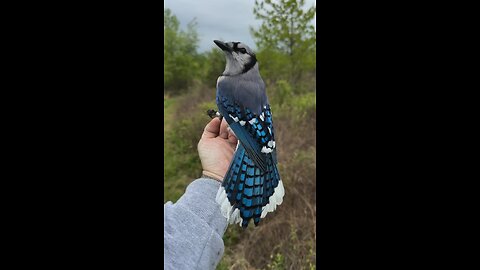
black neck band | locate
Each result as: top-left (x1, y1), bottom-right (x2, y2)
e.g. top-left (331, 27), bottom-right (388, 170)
top-left (242, 55), bottom-right (257, 73)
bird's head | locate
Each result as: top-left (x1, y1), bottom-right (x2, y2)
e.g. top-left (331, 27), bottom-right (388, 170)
top-left (214, 40), bottom-right (257, 76)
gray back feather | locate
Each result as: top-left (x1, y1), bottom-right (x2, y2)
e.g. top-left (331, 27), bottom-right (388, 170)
top-left (217, 63), bottom-right (267, 115)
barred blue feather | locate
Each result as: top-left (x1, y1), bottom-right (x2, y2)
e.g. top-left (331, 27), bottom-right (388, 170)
top-left (215, 94), bottom-right (283, 228)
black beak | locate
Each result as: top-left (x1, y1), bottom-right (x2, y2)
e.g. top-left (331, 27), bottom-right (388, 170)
top-left (214, 40), bottom-right (231, 52)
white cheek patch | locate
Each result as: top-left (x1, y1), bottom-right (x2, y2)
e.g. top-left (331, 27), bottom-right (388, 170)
top-left (232, 52), bottom-right (240, 60)
top-left (232, 52), bottom-right (250, 67)
top-left (232, 52), bottom-right (247, 64)
top-left (229, 114), bottom-right (239, 122)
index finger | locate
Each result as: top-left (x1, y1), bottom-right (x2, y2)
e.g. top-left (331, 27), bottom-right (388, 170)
top-left (219, 118), bottom-right (230, 139)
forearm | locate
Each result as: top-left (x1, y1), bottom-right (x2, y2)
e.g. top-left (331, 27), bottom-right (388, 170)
top-left (164, 178), bottom-right (227, 270)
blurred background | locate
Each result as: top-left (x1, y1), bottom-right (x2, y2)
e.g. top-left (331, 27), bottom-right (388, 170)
top-left (164, 0), bottom-right (316, 269)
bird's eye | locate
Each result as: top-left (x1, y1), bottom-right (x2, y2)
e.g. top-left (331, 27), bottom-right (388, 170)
top-left (239, 48), bottom-right (247, 54)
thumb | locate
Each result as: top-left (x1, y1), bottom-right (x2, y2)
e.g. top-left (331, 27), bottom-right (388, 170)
top-left (202, 118), bottom-right (221, 139)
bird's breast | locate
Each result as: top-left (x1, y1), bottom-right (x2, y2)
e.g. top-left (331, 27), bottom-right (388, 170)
top-left (216, 76), bottom-right (226, 87)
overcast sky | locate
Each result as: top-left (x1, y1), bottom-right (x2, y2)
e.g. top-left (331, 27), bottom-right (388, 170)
top-left (164, 0), bottom-right (316, 53)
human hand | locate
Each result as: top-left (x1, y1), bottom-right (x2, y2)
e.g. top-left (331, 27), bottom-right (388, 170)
top-left (198, 117), bottom-right (238, 182)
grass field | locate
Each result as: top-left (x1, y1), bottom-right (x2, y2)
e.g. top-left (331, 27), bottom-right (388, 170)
top-left (164, 96), bottom-right (184, 202)
top-left (164, 83), bottom-right (316, 269)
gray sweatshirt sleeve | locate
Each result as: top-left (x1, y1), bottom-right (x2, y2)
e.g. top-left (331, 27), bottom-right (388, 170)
top-left (164, 177), bottom-right (228, 270)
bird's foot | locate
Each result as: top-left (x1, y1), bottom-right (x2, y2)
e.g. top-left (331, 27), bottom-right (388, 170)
top-left (207, 109), bottom-right (222, 120)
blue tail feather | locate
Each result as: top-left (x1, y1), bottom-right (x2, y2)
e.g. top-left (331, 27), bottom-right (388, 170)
top-left (222, 143), bottom-right (281, 228)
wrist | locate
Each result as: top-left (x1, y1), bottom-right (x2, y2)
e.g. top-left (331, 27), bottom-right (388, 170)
top-left (202, 170), bottom-right (224, 182)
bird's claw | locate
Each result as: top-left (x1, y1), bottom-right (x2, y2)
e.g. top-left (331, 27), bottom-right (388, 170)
top-left (207, 109), bottom-right (222, 120)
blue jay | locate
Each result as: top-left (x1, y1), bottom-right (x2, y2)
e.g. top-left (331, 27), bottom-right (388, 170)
top-left (213, 40), bottom-right (284, 228)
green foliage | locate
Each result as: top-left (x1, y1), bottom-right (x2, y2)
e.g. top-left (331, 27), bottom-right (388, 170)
top-left (268, 81), bottom-right (315, 123)
top-left (164, 8), bottom-right (202, 94)
top-left (270, 80), bottom-right (293, 107)
top-left (201, 48), bottom-right (225, 87)
top-left (216, 260), bottom-right (229, 270)
top-left (256, 49), bottom-right (290, 84)
top-left (290, 91), bottom-right (316, 120)
top-left (267, 253), bottom-right (286, 270)
top-left (164, 97), bottom-right (207, 203)
top-left (252, 0), bottom-right (316, 53)
top-left (251, 0), bottom-right (316, 86)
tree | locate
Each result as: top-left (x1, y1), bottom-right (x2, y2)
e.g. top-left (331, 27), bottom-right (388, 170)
top-left (250, 0), bottom-right (316, 86)
top-left (164, 9), bottom-right (201, 94)
top-left (201, 47), bottom-right (225, 88)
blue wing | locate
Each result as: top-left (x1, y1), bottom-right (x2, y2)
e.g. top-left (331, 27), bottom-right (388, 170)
top-left (216, 95), bottom-right (278, 172)
top-left (215, 77), bottom-right (276, 171)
